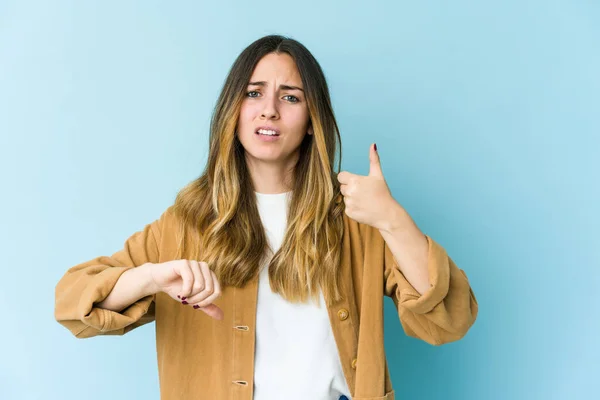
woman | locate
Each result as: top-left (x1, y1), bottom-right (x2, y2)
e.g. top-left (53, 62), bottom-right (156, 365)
top-left (55, 35), bottom-right (478, 400)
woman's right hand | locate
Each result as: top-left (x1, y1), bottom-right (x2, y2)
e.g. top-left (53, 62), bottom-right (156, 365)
top-left (146, 260), bottom-right (224, 320)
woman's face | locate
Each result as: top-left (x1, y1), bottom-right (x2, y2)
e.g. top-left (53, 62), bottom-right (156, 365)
top-left (237, 52), bottom-right (312, 167)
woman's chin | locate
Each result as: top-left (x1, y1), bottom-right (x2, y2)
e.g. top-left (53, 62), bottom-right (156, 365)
top-left (245, 149), bottom-right (283, 163)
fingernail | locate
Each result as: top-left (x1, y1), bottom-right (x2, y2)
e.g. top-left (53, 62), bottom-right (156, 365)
top-left (193, 305), bottom-right (200, 309)
top-left (181, 296), bottom-right (187, 300)
top-left (182, 301), bottom-right (188, 305)
top-left (177, 295), bottom-right (180, 299)
top-left (374, 143), bottom-right (377, 151)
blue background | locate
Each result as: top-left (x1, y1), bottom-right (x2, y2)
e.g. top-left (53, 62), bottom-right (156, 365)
top-left (1, 1), bottom-right (598, 399)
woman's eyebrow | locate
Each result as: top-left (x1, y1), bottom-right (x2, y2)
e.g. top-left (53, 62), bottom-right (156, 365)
top-left (248, 81), bottom-right (304, 92)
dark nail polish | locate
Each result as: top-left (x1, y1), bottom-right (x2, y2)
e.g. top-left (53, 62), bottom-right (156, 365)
top-left (177, 295), bottom-right (181, 299)
top-left (374, 143), bottom-right (377, 151)
top-left (193, 305), bottom-right (200, 309)
top-left (181, 296), bottom-right (187, 300)
top-left (182, 301), bottom-right (188, 305)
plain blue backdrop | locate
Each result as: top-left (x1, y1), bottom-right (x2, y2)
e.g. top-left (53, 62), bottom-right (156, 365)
top-left (1, 1), bottom-right (598, 399)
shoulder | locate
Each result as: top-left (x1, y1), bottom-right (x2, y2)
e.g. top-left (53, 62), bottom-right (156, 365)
top-left (150, 204), bottom-right (184, 241)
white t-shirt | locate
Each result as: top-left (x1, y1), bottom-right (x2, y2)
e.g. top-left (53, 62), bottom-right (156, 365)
top-left (253, 191), bottom-right (352, 400)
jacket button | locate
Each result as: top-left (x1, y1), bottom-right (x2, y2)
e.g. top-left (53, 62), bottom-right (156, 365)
top-left (351, 358), bottom-right (357, 369)
top-left (337, 308), bottom-right (349, 321)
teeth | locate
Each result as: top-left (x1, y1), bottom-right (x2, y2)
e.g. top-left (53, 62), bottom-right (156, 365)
top-left (257, 129), bottom-right (278, 136)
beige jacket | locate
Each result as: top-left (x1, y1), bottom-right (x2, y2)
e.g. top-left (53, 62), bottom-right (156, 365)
top-left (54, 206), bottom-right (478, 400)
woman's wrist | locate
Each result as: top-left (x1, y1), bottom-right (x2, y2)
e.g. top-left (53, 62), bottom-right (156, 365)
top-left (137, 262), bottom-right (160, 297)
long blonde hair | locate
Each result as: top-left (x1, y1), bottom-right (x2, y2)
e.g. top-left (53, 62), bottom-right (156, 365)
top-left (173, 35), bottom-right (345, 305)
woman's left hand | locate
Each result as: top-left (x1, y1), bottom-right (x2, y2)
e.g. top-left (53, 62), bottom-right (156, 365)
top-left (337, 143), bottom-right (404, 232)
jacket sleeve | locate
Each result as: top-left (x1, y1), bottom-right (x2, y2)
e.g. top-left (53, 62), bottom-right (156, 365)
top-left (54, 209), bottom-right (168, 338)
top-left (383, 234), bottom-right (478, 345)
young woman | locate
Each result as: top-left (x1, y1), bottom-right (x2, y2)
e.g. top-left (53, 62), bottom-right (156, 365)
top-left (55, 35), bottom-right (478, 400)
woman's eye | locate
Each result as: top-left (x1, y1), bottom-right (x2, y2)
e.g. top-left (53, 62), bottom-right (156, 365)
top-left (246, 91), bottom-right (298, 103)
top-left (284, 95), bottom-right (299, 103)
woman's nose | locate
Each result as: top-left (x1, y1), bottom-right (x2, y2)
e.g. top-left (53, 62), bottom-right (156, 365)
top-left (260, 95), bottom-right (279, 119)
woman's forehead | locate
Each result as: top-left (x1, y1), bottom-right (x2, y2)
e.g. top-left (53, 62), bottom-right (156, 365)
top-left (249, 53), bottom-right (302, 86)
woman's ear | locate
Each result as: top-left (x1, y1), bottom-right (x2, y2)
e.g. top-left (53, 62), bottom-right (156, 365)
top-left (308, 121), bottom-right (314, 135)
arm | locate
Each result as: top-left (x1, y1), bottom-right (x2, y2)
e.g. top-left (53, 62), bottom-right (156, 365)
top-left (95, 262), bottom-right (157, 312)
top-left (336, 143), bottom-right (477, 345)
top-left (54, 209), bottom-right (168, 338)
top-left (380, 204), bottom-right (478, 346)
top-left (378, 204), bottom-right (430, 294)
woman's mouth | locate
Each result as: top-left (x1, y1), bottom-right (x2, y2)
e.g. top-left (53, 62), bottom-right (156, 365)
top-left (255, 128), bottom-right (281, 142)
top-left (256, 128), bottom-right (280, 136)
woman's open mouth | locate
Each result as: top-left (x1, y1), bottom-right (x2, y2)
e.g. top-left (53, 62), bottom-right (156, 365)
top-left (255, 128), bottom-right (280, 142)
